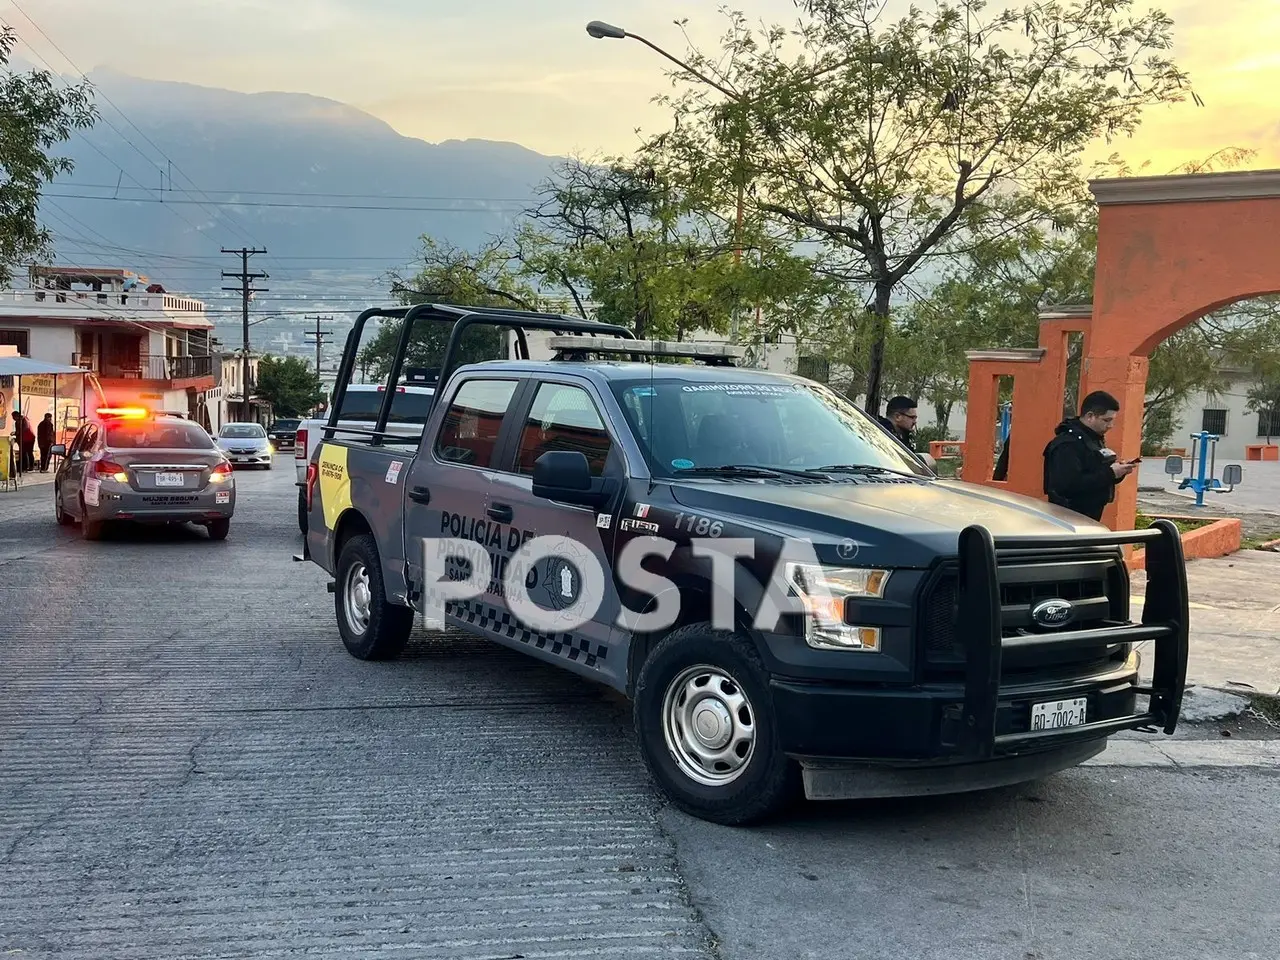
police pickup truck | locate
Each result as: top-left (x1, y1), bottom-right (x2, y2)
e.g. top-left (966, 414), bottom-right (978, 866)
top-left (299, 304), bottom-right (1188, 826)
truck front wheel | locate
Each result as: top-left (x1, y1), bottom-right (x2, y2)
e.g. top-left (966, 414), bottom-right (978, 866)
top-left (335, 533), bottom-right (413, 660)
top-left (633, 623), bottom-right (800, 826)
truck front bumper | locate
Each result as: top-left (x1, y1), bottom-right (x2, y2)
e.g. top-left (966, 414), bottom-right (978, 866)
top-left (774, 521), bottom-right (1190, 799)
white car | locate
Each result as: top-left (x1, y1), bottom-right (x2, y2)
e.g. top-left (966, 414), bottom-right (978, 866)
top-left (216, 422), bottom-right (274, 469)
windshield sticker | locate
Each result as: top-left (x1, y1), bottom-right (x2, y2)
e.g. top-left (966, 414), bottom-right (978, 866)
top-left (671, 458), bottom-right (695, 469)
top-left (630, 386), bottom-right (656, 397)
top-left (679, 383), bottom-right (800, 395)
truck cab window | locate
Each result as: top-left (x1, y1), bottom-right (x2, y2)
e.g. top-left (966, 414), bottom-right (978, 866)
top-left (514, 382), bottom-right (613, 477)
top-left (434, 379), bottom-right (518, 467)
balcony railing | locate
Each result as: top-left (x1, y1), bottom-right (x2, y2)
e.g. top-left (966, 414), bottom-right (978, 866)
top-left (72, 353), bottom-right (214, 381)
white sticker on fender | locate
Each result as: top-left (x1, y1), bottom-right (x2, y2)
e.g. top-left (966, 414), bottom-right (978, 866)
top-left (596, 513), bottom-right (612, 529)
top-left (216, 490), bottom-right (230, 504)
top-left (84, 478), bottom-right (100, 506)
top-left (385, 461), bottom-right (402, 484)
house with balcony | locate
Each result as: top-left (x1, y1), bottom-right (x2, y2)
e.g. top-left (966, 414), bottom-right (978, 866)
top-left (0, 265), bottom-right (218, 430)
top-left (211, 350), bottom-right (272, 431)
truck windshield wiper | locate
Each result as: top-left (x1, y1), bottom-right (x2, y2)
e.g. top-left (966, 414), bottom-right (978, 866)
top-left (673, 464), bottom-right (832, 480)
top-left (815, 463), bottom-right (925, 479)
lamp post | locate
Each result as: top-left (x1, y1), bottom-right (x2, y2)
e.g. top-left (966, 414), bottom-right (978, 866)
top-left (586, 19), bottom-right (749, 341)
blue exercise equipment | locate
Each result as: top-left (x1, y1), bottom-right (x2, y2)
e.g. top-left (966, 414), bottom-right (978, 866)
top-left (1164, 432), bottom-right (1244, 507)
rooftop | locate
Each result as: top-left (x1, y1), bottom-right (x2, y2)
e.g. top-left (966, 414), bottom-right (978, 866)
top-left (0, 264), bottom-right (211, 330)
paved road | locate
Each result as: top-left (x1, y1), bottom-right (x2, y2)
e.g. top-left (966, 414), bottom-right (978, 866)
top-left (2, 462), bottom-right (1277, 959)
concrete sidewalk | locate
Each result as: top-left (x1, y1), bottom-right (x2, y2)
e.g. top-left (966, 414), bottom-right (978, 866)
top-left (1131, 549), bottom-right (1280, 696)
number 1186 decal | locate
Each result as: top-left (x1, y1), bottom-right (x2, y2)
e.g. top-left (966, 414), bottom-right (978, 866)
top-left (673, 512), bottom-right (723, 537)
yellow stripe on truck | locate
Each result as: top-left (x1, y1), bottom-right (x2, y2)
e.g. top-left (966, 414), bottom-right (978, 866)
top-left (317, 443), bottom-right (352, 532)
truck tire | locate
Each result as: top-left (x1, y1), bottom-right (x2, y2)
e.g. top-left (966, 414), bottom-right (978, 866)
top-left (207, 518), bottom-right (230, 540)
top-left (335, 533), bottom-right (413, 661)
top-left (633, 623), bottom-right (800, 826)
top-left (297, 490), bottom-right (308, 535)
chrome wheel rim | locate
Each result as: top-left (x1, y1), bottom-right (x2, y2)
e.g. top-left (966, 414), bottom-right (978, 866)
top-left (343, 561), bottom-right (373, 636)
top-left (661, 664), bottom-right (757, 787)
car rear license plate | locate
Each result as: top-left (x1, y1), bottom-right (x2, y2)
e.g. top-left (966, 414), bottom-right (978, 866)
top-left (1030, 697), bottom-right (1087, 731)
top-left (156, 472), bottom-right (185, 487)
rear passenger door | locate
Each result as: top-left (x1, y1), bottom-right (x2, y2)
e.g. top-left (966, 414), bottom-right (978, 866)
top-left (489, 378), bottom-right (630, 689)
top-left (402, 375), bottom-right (524, 616)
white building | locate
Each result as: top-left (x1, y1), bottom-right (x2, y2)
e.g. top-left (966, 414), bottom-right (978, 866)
top-left (0, 266), bottom-right (217, 433)
top-left (211, 351), bottom-right (271, 430)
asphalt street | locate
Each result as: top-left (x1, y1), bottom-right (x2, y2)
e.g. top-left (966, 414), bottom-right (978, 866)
top-left (2, 460), bottom-right (1277, 960)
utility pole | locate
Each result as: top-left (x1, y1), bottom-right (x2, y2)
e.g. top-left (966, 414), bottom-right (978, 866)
top-left (304, 315), bottom-right (335, 378)
top-left (221, 248), bottom-right (268, 421)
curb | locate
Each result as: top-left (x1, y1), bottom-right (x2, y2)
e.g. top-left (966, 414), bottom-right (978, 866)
top-left (1128, 515), bottom-right (1242, 571)
top-left (1085, 739), bottom-right (1280, 767)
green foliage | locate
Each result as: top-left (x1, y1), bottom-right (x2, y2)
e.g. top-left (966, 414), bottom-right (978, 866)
top-left (0, 27), bottom-right (96, 285)
top-left (255, 355), bottom-right (323, 418)
top-left (358, 237), bottom-right (528, 382)
top-left (649, 0), bottom-right (1195, 410)
top-left (1245, 378), bottom-right (1280, 444)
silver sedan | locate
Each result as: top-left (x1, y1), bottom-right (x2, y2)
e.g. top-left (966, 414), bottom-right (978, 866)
top-left (216, 422), bottom-right (275, 469)
top-left (53, 414), bottom-right (236, 540)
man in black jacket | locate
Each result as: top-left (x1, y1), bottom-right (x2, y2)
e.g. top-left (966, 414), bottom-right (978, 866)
top-left (1042, 390), bottom-right (1138, 521)
top-left (877, 395), bottom-right (918, 451)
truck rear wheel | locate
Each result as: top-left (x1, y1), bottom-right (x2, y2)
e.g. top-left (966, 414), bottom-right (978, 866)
top-left (335, 533), bottom-right (413, 660)
top-left (633, 623), bottom-right (800, 826)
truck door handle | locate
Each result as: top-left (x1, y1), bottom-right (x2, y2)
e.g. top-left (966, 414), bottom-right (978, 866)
top-left (487, 502), bottom-right (513, 523)
top-left (408, 485), bottom-right (431, 505)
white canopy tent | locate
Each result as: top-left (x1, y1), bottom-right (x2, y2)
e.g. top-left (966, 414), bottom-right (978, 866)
top-left (1, 350), bottom-right (94, 483)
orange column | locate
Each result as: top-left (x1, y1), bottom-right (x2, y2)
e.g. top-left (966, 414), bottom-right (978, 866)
top-left (963, 364), bottom-right (999, 484)
top-left (1081, 353), bottom-right (1148, 531)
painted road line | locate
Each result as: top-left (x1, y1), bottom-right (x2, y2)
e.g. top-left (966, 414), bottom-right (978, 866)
top-left (1085, 739), bottom-right (1280, 768)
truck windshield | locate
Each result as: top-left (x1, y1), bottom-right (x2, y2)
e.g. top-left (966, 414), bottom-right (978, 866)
top-left (337, 388), bottom-right (435, 423)
top-left (610, 377), bottom-right (931, 479)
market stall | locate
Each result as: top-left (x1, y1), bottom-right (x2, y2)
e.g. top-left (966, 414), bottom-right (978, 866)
top-left (0, 350), bottom-right (93, 488)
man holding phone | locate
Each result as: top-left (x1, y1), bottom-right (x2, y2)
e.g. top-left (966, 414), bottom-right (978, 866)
top-left (1042, 390), bottom-right (1139, 521)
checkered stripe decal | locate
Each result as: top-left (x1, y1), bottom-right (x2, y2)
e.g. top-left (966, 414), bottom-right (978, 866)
top-left (420, 586), bottom-right (607, 668)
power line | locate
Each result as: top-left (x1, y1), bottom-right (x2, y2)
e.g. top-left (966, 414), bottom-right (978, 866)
top-left (304, 316), bottom-right (336, 375)
top-left (222, 248), bottom-right (268, 421)
top-left (43, 193), bottom-right (528, 213)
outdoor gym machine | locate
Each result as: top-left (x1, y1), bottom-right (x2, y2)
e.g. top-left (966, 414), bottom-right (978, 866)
top-left (1163, 431), bottom-right (1244, 507)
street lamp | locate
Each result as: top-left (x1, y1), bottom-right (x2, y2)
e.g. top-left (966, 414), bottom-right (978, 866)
top-left (585, 19), bottom-right (750, 340)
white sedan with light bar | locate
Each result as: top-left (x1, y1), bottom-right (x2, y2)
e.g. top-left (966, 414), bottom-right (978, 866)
top-left (51, 407), bottom-right (237, 541)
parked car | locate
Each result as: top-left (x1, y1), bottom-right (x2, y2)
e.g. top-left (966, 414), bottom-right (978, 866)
top-left (52, 406), bottom-right (236, 540)
top-left (216, 422), bottom-right (274, 468)
top-left (267, 418), bottom-right (301, 450)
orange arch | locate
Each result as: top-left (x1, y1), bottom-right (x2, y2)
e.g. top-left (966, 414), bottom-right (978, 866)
top-left (963, 169), bottom-right (1280, 531)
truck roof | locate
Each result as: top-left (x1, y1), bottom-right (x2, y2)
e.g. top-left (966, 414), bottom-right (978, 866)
top-left (448, 358), bottom-right (807, 387)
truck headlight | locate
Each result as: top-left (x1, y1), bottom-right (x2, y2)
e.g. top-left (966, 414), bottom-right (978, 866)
top-left (783, 562), bottom-right (890, 652)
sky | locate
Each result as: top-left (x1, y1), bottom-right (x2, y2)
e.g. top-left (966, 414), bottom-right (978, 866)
top-left (6, 0), bottom-right (1278, 173)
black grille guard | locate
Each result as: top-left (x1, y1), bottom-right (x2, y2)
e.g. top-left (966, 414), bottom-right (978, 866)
top-left (951, 519), bottom-right (1188, 758)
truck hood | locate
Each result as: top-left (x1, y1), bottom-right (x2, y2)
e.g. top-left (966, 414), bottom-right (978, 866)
top-left (669, 475), bottom-right (1109, 567)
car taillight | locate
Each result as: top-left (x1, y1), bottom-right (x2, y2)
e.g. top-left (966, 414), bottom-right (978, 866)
top-left (210, 461), bottom-right (233, 482)
top-left (95, 459), bottom-right (129, 482)
top-left (295, 427), bottom-right (308, 459)
top-left (305, 462), bottom-right (318, 508)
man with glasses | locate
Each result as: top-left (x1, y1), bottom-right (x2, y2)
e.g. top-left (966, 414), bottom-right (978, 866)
top-left (878, 395), bottom-right (919, 451)
top-left (1042, 390), bottom-right (1139, 521)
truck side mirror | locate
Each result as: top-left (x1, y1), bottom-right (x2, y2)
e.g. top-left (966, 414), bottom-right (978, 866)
top-left (50, 444), bottom-right (66, 456)
top-left (532, 450), bottom-right (608, 507)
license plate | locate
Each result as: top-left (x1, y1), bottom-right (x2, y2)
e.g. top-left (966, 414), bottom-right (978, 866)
top-left (156, 472), bottom-right (184, 486)
top-left (1030, 697), bottom-right (1088, 731)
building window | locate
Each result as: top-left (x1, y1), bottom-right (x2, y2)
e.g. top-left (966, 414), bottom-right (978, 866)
top-left (1201, 408), bottom-right (1228, 435)
top-left (796, 355), bottom-right (830, 383)
top-left (0, 329), bottom-right (30, 355)
top-left (1258, 408), bottom-right (1280, 438)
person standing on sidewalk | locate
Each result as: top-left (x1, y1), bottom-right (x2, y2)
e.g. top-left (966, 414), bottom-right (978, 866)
top-left (1042, 390), bottom-right (1139, 521)
top-left (11, 411), bottom-right (36, 473)
top-left (37, 412), bottom-right (54, 471)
